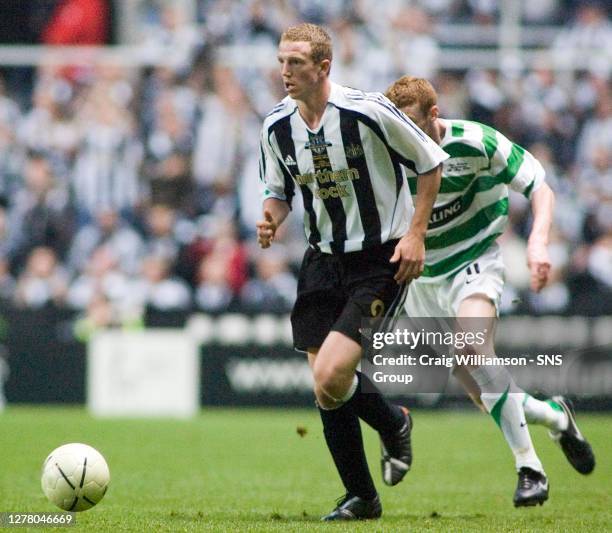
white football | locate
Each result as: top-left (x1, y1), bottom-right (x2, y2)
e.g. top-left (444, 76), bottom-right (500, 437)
top-left (41, 443), bottom-right (110, 512)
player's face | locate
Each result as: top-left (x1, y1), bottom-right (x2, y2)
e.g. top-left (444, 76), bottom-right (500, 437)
top-left (401, 103), bottom-right (437, 142)
top-left (277, 40), bottom-right (327, 100)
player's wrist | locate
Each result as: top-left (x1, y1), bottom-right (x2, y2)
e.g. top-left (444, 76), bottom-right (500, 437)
top-left (527, 231), bottom-right (549, 246)
top-left (404, 228), bottom-right (426, 241)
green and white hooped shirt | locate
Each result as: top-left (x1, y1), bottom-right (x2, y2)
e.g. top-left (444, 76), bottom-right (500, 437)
top-left (407, 119), bottom-right (545, 282)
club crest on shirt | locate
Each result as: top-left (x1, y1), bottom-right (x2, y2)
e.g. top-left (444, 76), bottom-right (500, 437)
top-left (305, 135), bottom-right (332, 155)
top-left (445, 160), bottom-right (471, 174)
top-left (345, 143), bottom-right (364, 159)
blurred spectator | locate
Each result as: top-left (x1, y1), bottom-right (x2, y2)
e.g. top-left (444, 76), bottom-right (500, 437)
top-left (330, 19), bottom-right (394, 92)
top-left (14, 246), bottom-right (68, 308)
top-left (8, 154), bottom-right (73, 269)
top-left (132, 254), bottom-right (192, 311)
top-left (73, 293), bottom-right (144, 342)
top-left (517, 65), bottom-right (575, 159)
top-left (569, 224), bottom-right (612, 315)
top-left (0, 257), bottom-right (16, 301)
top-left (201, 0), bottom-right (252, 44)
top-left (18, 67), bottom-right (78, 176)
top-left (576, 146), bottom-right (612, 216)
top-left (72, 77), bottom-right (143, 220)
top-left (67, 208), bottom-right (144, 275)
top-left (194, 253), bottom-right (234, 312)
top-left (576, 89), bottom-right (612, 170)
top-left (521, 0), bottom-right (561, 25)
top-left (0, 78), bottom-right (24, 196)
top-left (192, 66), bottom-right (260, 216)
top-left (141, 3), bottom-right (203, 74)
top-left (144, 90), bottom-right (194, 209)
top-left (466, 69), bottom-right (505, 125)
top-left (0, 198), bottom-right (13, 260)
top-left (390, 6), bottom-right (439, 79)
top-left (143, 204), bottom-right (182, 264)
top-left (587, 231), bottom-right (612, 289)
top-left (434, 72), bottom-right (470, 118)
top-left (240, 248), bottom-right (297, 312)
top-left (553, 2), bottom-right (612, 70)
top-left (466, 0), bottom-right (498, 24)
top-left (178, 214), bottom-right (247, 290)
top-left (66, 245), bottom-right (133, 312)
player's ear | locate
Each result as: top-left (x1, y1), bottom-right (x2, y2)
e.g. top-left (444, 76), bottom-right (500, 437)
top-left (320, 59), bottom-right (331, 77)
top-left (430, 105), bottom-right (439, 121)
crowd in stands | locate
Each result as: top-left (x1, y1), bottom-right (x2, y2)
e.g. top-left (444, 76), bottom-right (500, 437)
top-left (0, 0), bottom-right (609, 330)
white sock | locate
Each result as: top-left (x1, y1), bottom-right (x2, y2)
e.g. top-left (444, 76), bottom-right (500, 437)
top-left (339, 375), bottom-right (359, 403)
top-left (523, 394), bottom-right (568, 432)
top-left (317, 375), bottom-right (358, 409)
top-left (471, 366), bottom-right (544, 473)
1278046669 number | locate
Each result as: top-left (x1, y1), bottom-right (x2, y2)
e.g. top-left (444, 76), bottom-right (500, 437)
top-left (0, 512), bottom-right (75, 527)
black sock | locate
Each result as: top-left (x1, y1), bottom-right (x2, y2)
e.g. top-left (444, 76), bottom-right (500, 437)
top-left (318, 402), bottom-right (377, 500)
top-left (349, 371), bottom-right (405, 435)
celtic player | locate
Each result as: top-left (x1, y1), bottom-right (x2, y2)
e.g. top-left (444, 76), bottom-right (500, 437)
top-left (386, 76), bottom-right (595, 507)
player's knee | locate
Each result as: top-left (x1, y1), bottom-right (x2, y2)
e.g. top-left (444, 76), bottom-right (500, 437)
top-left (314, 385), bottom-right (337, 409)
top-left (312, 361), bottom-right (346, 400)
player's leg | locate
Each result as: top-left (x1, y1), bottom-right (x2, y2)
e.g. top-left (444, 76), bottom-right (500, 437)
top-left (310, 333), bottom-right (382, 521)
top-left (452, 364), bottom-right (485, 411)
top-left (451, 247), bottom-right (595, 476)
top-left (457, 294), bottom-right (548, 506)
top-left (522, 394), bottom-right (567, 431)
top-left (337, 247), bottom-right (414, 487)
top-left (293, 250), bottom-right (380, 520)
top-left (524, 394), bottom-right (595, 474)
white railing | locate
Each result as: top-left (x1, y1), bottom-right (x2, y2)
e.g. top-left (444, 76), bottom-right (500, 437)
top-left (0, 42), bottom-right (606, 74)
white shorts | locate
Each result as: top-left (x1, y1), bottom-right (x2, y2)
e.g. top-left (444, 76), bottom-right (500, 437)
top-left (405, 244), bottom-right (505, 317)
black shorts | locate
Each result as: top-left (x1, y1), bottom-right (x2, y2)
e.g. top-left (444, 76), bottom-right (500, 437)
top-left (291, 240), bottom-right (405, 351)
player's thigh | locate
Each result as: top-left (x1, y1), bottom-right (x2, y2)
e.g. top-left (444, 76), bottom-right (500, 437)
top-left (334, 241), bottom-right (408, 342)
top-left (291, 249), bottom-right (345, 352)
top-left (451, 245), bottom-right (505, 317)
top-left (405, 278), bottom-right (450, 317)
top-left (312, 331), bottom-right (363, 387)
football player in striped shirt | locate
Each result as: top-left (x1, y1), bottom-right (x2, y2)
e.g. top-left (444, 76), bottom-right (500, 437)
top-left (386, 76), bottom-right (595, 507)
top-left (257, 25), bottom-right (448, 520)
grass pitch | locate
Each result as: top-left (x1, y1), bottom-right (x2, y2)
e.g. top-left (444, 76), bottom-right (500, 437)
top-left (0, 406), bottom-right (610, 532)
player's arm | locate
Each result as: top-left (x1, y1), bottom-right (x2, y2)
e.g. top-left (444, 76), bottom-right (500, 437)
top-left (364, 94), bottom-right (447, 283)
top-left (391, 163), bottom-right (442, 283)
top-left (257, 198), bottom-right (290, 249)
top-left (257, 126), bottom-right (293, 249)
top-left (527, 182), bottom-right (554, 292)
top-left (492, 131), bottom-right (553, 293)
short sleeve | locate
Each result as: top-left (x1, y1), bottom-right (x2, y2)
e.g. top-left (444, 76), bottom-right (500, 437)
top-left (489, 130), bottom-right (546, 199)
top-left (259, 127), bottom-right (293, 207)
top-left (366, 93), bottom-right (449, 174)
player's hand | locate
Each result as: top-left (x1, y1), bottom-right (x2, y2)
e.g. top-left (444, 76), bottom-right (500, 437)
top-left (256, 209), bottom-right (277, 249)
top-left (390, 233), bottom-right (425, 284)
top-left (527, 241), bottom-right (551, 292)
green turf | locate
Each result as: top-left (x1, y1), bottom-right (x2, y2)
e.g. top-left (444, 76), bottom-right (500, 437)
top-left (0, 406), bottom-right (610, 532)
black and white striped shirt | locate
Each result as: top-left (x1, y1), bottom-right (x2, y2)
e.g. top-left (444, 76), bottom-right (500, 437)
top-left (259, 83), bottom-right (448, 254)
